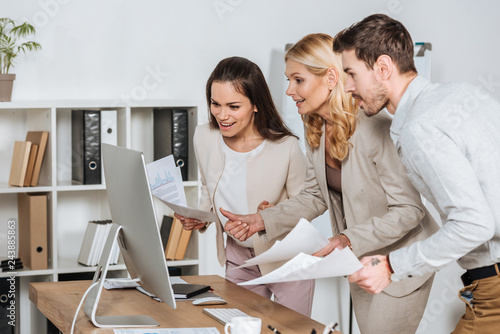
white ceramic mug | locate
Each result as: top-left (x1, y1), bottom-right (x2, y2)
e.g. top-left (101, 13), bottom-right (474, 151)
top-left (224, 316), bottom-right (262, 334)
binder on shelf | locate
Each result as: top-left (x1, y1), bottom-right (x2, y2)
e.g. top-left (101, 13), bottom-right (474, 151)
top-left (100, 110), bottom-right (117, 184)
top-left (165, 217), bottom-right (183, 260)
top-left (172, 109), bottom-right (189, 181)
top-left (23, 144), bottom-right (38, 187)
top-left (8, 141), bottom-right (32, 187)
top-left (25, 131), bottom-right (49, 187)
top-left (0, 277), bottom-right (15, 333)
top-left (100, 110), bottom-right (117, 146)
top-left (153, 108), bottom-right (189, 181)
top-left (159, 215), bottom-right (174, 251)
top-left (71, 110), bottom-right (101, 185)
top-left (17, 193), bottom-right (48, 270)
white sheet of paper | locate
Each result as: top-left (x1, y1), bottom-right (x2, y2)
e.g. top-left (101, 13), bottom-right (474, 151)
top-left (113, 328), bottom-right (220, 334)
top-left (147, 155), bottom-right (217, 222)
top-left (238, 248), bottom-right (363, 285)
top-left (158, 198), bottom-right (218, 223)
top-left (146, 155), bottom-right (187, 206)
top-left (234, 218), bottom-right (329, 269)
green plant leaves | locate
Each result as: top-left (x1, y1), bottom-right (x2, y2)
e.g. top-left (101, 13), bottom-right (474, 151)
top-left (0, 18), bottom-right (41, 74)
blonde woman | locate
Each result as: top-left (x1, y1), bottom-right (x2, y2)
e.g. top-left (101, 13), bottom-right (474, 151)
top-left (222, 34), bottom-right (439, 333)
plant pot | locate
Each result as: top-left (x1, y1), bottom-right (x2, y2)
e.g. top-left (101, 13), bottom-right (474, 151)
top-left (0, 73), bottom-right (16, 102)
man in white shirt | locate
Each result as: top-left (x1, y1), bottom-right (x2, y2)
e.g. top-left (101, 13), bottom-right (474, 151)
top-left (333, 13), bottom-right (500, 333)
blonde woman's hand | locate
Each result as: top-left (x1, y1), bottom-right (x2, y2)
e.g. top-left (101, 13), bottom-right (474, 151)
top-left (257, 200), bottom-right (274, 212)
top-left (220, 208), bottom-right (265, 242)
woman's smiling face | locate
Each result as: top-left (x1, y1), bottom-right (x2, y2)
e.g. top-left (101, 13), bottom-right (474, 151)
top-left (210, 81), bottom-right (257, 139)
top-left (285, 59), bottom-right (330, 117)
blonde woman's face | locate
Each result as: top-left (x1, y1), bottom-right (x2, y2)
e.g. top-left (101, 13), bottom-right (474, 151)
top-left (285, 59), bottom-right (330, 117)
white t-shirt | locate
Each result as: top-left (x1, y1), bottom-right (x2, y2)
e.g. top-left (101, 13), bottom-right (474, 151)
top-left (214, 136), bottom-right (266, 248)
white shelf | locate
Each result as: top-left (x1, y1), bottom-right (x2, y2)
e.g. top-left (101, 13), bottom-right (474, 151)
top-left (0, 185), bottom-right (53, 193)
top-left (0, 268), bottom-right (54, 278)
top-left (56, 258), bottom-right (127, 274)
top-left (0, 100), bottom-right (202, 333)
top-left (55, 184), bottom-right (107, 191)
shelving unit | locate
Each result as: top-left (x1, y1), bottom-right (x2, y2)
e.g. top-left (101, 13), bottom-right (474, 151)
top-left (0, 100), bottom-right (202, 334)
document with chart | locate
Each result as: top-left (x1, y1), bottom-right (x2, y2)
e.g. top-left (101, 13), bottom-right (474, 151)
top-left (146, 155), bottom-right (217, 222)
top-left (147, 155), bottom-right (187, 206)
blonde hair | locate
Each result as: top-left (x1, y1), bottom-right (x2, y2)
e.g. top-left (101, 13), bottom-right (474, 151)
top-left (285, 33), bottom-right (358, 161)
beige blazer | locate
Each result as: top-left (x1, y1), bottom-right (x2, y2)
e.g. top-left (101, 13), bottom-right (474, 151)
top-left (260, 111), bottom-right (439, 297)
top-left (194, 124), bottom-right (306, 275)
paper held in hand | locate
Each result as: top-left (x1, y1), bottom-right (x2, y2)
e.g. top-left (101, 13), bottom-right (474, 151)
top-left (236, 218), bottom-right (363, 285)
top-left (146, 155), bottom-right (217, 222)
top-left (235, 218), bottom-right (330, 268)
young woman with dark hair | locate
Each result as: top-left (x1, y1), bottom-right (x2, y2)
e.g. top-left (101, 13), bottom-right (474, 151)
top-left (174, 56), bottom-right (314, 316)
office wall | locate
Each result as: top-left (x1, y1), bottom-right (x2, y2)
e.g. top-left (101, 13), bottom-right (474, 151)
top-left (3, 1), bottom-right (499, 333)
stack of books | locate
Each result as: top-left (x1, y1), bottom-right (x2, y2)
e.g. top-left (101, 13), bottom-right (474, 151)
top-left (8, 131), bottom-right (49, 187)
top-left (77, 220), bottom-right (120, 266)
top-left (0, 257), bottom-right (23, 272)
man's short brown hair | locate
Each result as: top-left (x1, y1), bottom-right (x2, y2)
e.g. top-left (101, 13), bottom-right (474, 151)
top-left (333, 14), bottom-right (417, 74)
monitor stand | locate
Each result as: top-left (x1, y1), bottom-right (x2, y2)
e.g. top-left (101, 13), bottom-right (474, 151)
top-left (83, 223), bottom-right (159, 328)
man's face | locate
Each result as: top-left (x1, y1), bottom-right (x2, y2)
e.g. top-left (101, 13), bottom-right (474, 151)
top-left (342, 50), bottom-right (389, 116)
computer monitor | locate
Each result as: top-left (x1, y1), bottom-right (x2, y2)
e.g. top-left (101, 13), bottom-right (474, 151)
top-left (83, 144), bottom-right (176, 328)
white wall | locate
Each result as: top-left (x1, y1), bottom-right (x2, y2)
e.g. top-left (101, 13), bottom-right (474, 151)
top-left (4, 0), bottom-right (500, 333)
top-left (3, 0), bottom-right (500, 105)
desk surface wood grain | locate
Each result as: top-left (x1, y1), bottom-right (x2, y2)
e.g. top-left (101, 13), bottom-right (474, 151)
top-left (30, 275), bottom-right (339, 334)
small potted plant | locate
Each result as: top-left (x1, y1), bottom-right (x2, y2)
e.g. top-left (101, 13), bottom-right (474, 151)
top-left (0, 18), bottom-right (41, 102)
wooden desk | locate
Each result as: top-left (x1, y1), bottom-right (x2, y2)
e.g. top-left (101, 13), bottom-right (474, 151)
top-left (30, 275), bottom-right (338, 334)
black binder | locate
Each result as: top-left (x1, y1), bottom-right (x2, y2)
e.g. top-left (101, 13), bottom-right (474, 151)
top-left (72, 110), bottom-right (101, 184)
top-left (172, 109), bottom-right (189, 181)
top-left (0, 277), bottom-right (15, 333)
top-left (153, 108), bottom-right (189, 181)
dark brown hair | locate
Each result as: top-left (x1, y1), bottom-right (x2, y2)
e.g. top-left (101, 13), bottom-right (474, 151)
top-left (206, 56), bottom-right (296, 141)
top-left (333, 14), bottom-right (417, 74)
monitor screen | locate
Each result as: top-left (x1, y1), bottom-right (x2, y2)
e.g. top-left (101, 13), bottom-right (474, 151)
top-left (83, 144), bottom-right (176, 328)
